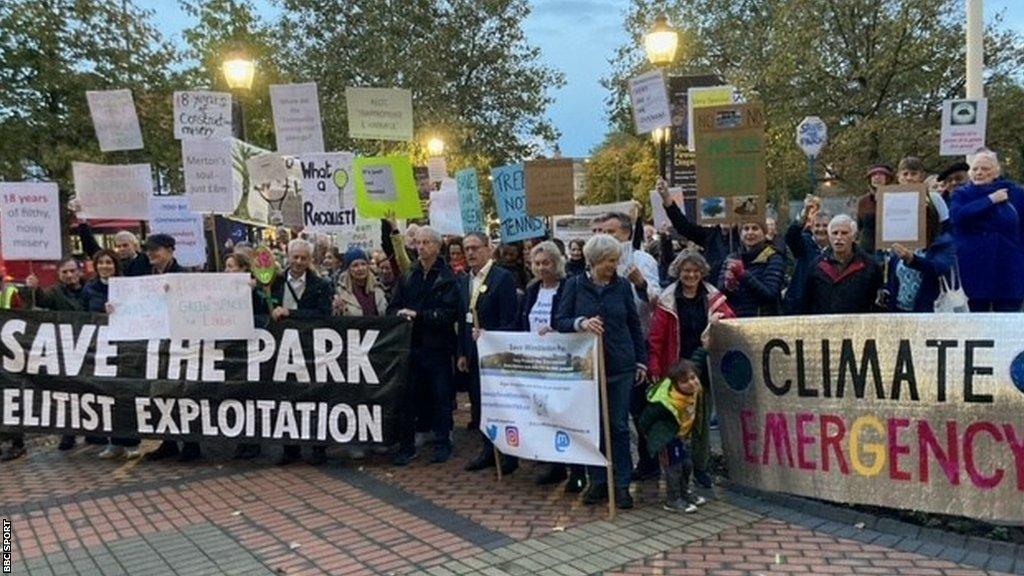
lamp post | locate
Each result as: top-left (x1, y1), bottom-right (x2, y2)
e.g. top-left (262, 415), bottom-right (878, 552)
top-left (644, 13), bottom-right (679, 180)
top-left (222, 51), bottom-right (255, 140)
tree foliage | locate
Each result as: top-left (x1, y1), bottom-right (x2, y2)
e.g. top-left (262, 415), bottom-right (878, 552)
top-left (583, 132), bottom-right (658, 207)
top-left (604, 0), bottom-right (1024, 202)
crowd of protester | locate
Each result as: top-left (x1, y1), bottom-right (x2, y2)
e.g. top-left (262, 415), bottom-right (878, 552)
top-left (1, 150), bottom-right (1021, 513)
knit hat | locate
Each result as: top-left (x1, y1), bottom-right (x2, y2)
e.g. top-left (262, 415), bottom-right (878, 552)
top-left (866, 164), bottom-right (894, 180)
top-left (928, 192), bottom-right (950, 223)
top-left (143, 234), bottom-right (175, 251)
top-left (344, 247), bottom-right (369, 265)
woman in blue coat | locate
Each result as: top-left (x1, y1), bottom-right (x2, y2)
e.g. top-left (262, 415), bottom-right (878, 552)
top-left (949, 150), bottom-right (1024, 312)
top-left (554, 234), bottom-right (648, 510)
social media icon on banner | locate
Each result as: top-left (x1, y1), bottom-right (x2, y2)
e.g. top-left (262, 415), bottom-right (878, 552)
top-left (486, 424), bottom-right (498, 442)
top-left (554, 431), bottom-right (571, 453)
top-left (505, 426), bottom-right (520, 447)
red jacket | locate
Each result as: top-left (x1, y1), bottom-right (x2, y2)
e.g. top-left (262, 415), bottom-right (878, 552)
top-left (647, 281), bottom-right (734, 381)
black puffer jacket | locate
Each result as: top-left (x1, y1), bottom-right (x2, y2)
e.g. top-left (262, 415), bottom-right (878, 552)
top-left (801, 250), bottom-right (882, 314)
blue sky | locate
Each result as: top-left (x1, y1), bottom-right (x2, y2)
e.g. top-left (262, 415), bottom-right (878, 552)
top-left (141, 0), bottom-right (1021, 158)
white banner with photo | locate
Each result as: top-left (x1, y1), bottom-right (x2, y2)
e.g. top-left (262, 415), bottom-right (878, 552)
top-left (477, 331), bottom-right (606, 466)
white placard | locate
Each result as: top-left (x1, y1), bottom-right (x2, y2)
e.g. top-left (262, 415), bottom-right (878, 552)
top-left (73, 162), bottom-right (152, 220)
top-left (86, 90), bottom-right (144, 152)
top-left (429, 178), bottom-right (464, 236)
top-left (427, 156), bottom-right (448, 183)
top-left (0, 182), bottom-right (62, 261)
top-left (336, 217), bottom-right (382, 253)
top-left (796, 116), bottom-right (828, 158)
top-left (650, 186), bottom-right (684, 230)
top-left (361, 165), bottom-right (398, 202)
top-left (183, 138), bottom-right (235, 214)
top-left (108, 274), bottom-right (255, 341)
top-left (148, 197), bottom-right (207, 268)
top-left (107, 276), bottom-right (172, 340)
top-left (173, 91), bottom-right (232, 140)
top-left (881, 192), bottom-right (920, 243)
top-left (246, 153), bottom-right (301, 224)
top-left (552, 200), bottom-right (639, 241)
top-left (167, 273), bottom-right (255, 341)
top-left (300, 152), bottom-right (356, 233)
top-left (477, 331), bottom-right (607, 466)
top-left (270, 82), bottom-right (325, 155)
top-left (628, 70), bottom-right (672, 134)
top-left (940, 98), bottom-right (988, 156)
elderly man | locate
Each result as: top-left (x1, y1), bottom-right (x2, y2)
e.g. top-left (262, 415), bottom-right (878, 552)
top-left (74, 211), bottom-right (151, 276)
top-left (271, 239), bottom-right (334, 466)
top-left (457, 232), bottom-right (519, 474)
top-left (388, 226), bottom-right (460, 465)
top-left (800, 215), bottom-right (882, 314)
top-left (783, 197), bottom-right (831, 314)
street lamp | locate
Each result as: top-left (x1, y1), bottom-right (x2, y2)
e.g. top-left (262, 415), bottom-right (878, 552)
top-left (222, 50), bottom-right (254, 140)
top-left (645, 14), bottom-right (679, 180)
top-left (426, 137), bottom-right (445, 157)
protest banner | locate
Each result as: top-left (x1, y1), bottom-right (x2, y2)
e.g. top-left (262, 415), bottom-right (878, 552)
top-left (456, 168), bottom-right (485, 234)
top-left (668, 75), bottom-right (725, 216)
top-left (86, 89), bottom-right (144, 152)
top-left (0, 310), bottom-right (411, 446)
top-left (687, 85), bottom-right (737, 151)
top-left (270, 82), bottom-right (325, 155)
top-left (429, 178), bottom-right (464, 236)
top-left (628, 69), bottom-right (671, 135)
top-left (694, 103), bottom-right (766, 224)
top-left (173, 91), bottom-right (232, 140)
top-left (875, 184), bottom-right (927, 251)
top-left (246, 152), bottom-right (303, 226)
top-left (477, 331), bottom-right (607, 466)
top-left (345, 87), bottom-right (414, 141)
top-left (427, 156), bottom-right (448, 183)
top-left (0, 182), bottom-right (62, 261)
top-left (708, 314), bottom-right (1024, 523)
top-left (300, 152), bottom-right (356, 233)
top-left (650, 186), bottom-right (684, 230)
top-left (108, 273), bottom-right (256, 341)
top-left (552, 200), bottom-right (638, 242)
top-left (183, 138), bottom-right (235, 214)
top-left (525, 158), bottom-right (575, 217)
top-left (353, 156), bottom-right (422, 219)
top-left (492, 163), bottom-right (546, 243)
top-left (148, 197), bottom-right (208, 268)
top-left (940, 98), bottom-right (988, 156)
top-left (72, 162), bottom-right (152, 220)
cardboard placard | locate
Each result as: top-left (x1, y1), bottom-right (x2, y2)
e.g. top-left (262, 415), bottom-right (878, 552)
top-left (525, 158), bottom-right (575, 217)
top-left (148, 197), bottom-right (207, 268)
top-left (86, 89), bottom-right (144, 152)
top-left (429, 178), bottom-right (464, 236)
top-left (183, 138), bottom-right (235, 214)
top-left (694, 103), bottom-right (766, 225)
top-left (270, 82), bottom-right (325, 155)
top-left (492, 163), bottom-right (546, 242)
top-left (875, 184), bottom-right (928, 251)
top-left (300, 152), bottom-right (355, 233)
top-left (73, 162), bottom-right (152, 220)
top-left (628, 69), bottom-right (671, 134)
top-left (553, 201), bottom-right (639, 242)
top-left (345, 87), bottom-right (414, 142)
top-left (0, 182), bottom-right (62, 261)
top-left (173, 91), bottom-right (232, 140)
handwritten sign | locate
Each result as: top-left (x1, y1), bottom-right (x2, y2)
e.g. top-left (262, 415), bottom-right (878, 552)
top-left (525, 158), bottom-right (575, 217)
top-left (337, 217), bottom-right (382, 253)
top-left (148, 197), bottom-right (207, 268)
top-left (796, 116), bottom-right (828, 158)
top-left (345, 87), bottom-right (414, 141)
top-left (429, 178), bottom-right (464, 236)
top-left (270, 82), bottom-right (325, 155)
top-left (86, 89), bottom-right (143, 152)
top-left (73, 162), bottom-right (151, 220)
top-left (427, 156), bottom-right (448, 183)
top-left (940, 99), bottom-right (988, 156)
top-left (687, 85), bottom-right (736, 151)
top-left (0, 182), bottom-right (62, 261)
top-left (183, 138), bottom-right (235, 214)
top-left (173, 91), bottom-right (232, 140)
top-left (493, 163), bottom-right (546, 243)
top-left (107, 276), bottom-right (172, 340)
top-left (353, 156), bottom-right (421, 218)
top-left (456, 168), bottom-right (485, 234)
top-left (300, 152), bottom-right (356, 233)
top-left (628, 70), bottom-right (672, 135)
top-left (694, 103), bottom-right (766, 224)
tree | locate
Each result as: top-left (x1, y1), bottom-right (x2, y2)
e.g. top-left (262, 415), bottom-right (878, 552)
top-left (583, 131), bottom-right (658, 207)
top-left (604, 0), bottom-right (1024, 203)
top-left (0, 0), bottom-right (180, 191)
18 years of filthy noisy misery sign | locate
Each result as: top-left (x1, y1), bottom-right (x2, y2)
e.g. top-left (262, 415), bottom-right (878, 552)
top-left (0, 311), bottom-right (412, 446)
top-left (709, 314), bottom-right (1024, 523)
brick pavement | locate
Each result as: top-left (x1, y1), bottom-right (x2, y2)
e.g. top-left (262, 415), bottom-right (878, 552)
top-left (2, 421), bottom-right (1021, 575)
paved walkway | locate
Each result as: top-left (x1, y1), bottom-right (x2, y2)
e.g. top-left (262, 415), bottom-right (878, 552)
top-left (2, 422), bottom-right (1021, 575)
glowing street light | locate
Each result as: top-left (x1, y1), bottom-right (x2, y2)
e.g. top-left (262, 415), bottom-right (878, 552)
top-left (222, 53), bottom-right (255, 91)
top-left (427, 137), bottom-right (445, 156)
top-left (644, 13), bottom-right (679, 67)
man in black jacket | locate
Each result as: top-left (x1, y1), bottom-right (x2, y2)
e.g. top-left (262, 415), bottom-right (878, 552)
top-left (75, 222), bottom-right (152, 277)
top-left (271, 238), bottom-right (334, 466)
top-left (801, 215), bottom-right (882, 314)
top-left (388, 226), bottom-right (460, 465)
top-left (457, 232), bottom-right (520, 474)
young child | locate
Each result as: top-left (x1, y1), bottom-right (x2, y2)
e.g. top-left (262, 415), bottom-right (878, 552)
top-left (639, 357), bottom-right (709, 513)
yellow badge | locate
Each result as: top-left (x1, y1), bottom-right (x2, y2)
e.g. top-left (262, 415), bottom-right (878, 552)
top-left (479, 284), bottom-right (488, 293)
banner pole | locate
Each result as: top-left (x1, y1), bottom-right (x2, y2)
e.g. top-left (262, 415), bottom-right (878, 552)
top-left (493, 445), bottom-right (503, 482)
top-left (209, 215), bottom-right (221, 272)
top-left (597, 334), bottom-right (616, 520)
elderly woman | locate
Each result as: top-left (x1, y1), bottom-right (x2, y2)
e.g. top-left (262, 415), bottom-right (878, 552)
top-left (554, 234), bottom-right (647, 509)
top-left (333, 247), bottom-right (388, 317)
top-left (949, 150), bottom-right (1024, 312)
top-left (648, 250), bottom-right (734, 488)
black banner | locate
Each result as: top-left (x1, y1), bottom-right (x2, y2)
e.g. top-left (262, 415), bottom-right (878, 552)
top-left (0, 310), bottom-right (411, 445)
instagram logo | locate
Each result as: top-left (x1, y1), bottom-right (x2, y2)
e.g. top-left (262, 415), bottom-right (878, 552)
top-left (505, 426), bottom-right (520, 447)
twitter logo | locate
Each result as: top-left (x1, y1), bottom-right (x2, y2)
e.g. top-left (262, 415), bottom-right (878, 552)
top-left (486, 424), bottom-right (498, 441)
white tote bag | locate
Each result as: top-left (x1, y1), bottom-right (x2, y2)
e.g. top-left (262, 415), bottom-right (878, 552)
top-left (934, 259), bottom-right (969, 313)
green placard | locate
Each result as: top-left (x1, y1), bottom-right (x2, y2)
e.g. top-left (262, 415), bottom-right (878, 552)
top-left (353, 155), bottom-right (423, 219)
